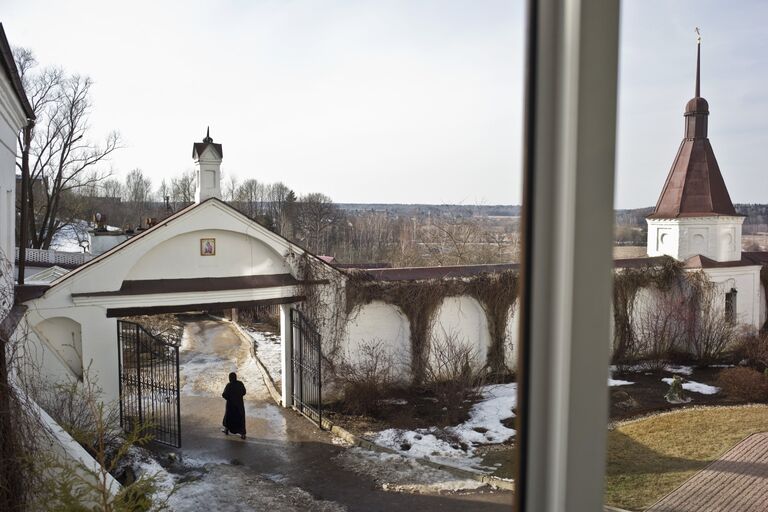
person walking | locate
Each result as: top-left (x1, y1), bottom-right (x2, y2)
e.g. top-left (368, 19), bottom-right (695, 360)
top-left (221, 372), bottom-right (247, 439)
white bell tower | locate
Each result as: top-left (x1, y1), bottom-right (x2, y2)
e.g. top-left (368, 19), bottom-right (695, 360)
top-left (645, 34), bottom-right (744, 263)
top-left (193, 127), bottom-right (223, 202)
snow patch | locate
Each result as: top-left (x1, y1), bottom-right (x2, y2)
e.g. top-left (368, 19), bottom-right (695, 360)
top-left (335, 447), bottom-right (486, 493)
top-left (661, 378), bottom-right (719, 395)
top-left (664, 365), bottom-right (694, 376)
top-left (372, 383), bottom-right (516, 473)
top-left (609, 379), bottom-right (634, 387)
top-left (243, 327), bottom-right (282, 386)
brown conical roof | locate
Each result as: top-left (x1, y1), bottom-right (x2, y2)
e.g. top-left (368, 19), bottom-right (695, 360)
top-left (647, 39), bottom-right (740, 219)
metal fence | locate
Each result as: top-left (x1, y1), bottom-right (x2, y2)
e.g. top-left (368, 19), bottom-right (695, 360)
top-left (290, 309), bottom-right (322, 425)
top-left (117, 320), bottom-right (181, 447)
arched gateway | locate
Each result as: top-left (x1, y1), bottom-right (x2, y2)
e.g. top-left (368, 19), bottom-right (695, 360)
top-left (18, 134), bottom-right (334, 447)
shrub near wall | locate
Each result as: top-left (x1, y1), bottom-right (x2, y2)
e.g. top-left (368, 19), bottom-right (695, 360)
top-left (344, 269), bottom-right (519, 384)
top-left (612, 257), bottom-right (741, 365)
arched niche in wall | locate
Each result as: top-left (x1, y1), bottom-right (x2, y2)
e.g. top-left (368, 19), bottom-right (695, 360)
top-left (691, 233), bottom-right (707, 254)
top-left (431, 296), bottom-right (491, 371)
top-left (341, 301), bottom-right (411, 382)
top-left (35, 317), bottom-right (83, 379)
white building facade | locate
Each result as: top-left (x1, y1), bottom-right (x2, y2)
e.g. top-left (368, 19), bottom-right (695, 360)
top-left (0, 25), bottom-right (34, 267)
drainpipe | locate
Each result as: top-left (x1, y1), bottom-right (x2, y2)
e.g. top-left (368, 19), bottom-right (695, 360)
top-left (17, 119), bottom-right (33, 286)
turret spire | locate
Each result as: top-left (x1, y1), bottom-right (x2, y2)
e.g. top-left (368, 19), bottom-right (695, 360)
top-left (695, 27), bottom-right (701, 97)
top-left (203, 126), bottom-right (213, 143)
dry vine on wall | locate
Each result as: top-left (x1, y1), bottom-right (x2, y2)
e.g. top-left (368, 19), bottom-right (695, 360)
top-left (345, 269), bottom-right (519, 384)
top-left (612, 257), bottom-right (685, 364)
top-left (612, 256), bottom-right (742, 365)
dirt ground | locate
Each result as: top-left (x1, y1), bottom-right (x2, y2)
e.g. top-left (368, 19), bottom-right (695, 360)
top-left (324, 390), bottom-right (476, 435)
top-left (609, 366), bottom-right (751, 421)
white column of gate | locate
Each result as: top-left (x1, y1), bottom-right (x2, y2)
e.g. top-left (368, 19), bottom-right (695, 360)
top-left (280, 304), bottom-right (293, 407)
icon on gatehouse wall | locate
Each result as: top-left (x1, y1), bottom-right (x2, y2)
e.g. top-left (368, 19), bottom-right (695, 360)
top-left (200, 238), bottom-right (216, 256)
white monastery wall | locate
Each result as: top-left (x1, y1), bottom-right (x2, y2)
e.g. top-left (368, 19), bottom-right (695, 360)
top-left (431, 296), bottom-right (490, 370)
top-left (339, 293), bottom-right (518, 382)
top-left (341, 301), bottom-right (411, 381)
top-left (703, 266), bottom-right (762, 328)
top-left (504, 306), bottom-right (519, 372)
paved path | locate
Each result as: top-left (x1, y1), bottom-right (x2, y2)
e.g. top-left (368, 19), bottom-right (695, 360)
top-left (647, 432), bottom-right (768, 512)
top-left (159, 317), bottom-right (512, 511)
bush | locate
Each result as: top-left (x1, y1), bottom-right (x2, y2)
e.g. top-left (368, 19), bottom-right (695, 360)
top-left (735, 333), bottom-right (768, 371)
top-left (424, 332), bottom-right (485, 422)
top-left (716, 367), bottom-right (768, 402)
top-left (335, 340), bottom-right (396, 415)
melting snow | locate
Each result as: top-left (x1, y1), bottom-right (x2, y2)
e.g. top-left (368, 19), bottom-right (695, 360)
top-left (243, 327), bottom-right (282, 386)
top-left (608, 379), bottom-right (634, 387)
top-left (335, 447), bottom-right (486, 493)
top-left (372, 383), bottom-right (516, 473)
top-left (661, 378), bottom-right (720, 395)
top-left (664, 365), bottom-right (694, 376)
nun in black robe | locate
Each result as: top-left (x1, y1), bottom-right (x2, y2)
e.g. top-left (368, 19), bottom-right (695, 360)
top-left (221, 372), bottom-right (247, 439)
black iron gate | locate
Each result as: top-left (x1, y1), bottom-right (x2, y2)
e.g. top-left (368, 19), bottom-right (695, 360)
top-left (290, 308), bottom-right (322, 425)
top-left (117, 320), bottom-right (181, 447)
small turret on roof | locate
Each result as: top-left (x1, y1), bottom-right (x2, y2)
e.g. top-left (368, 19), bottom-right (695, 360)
top-left (192, 126), bottom-right (223, 159)
top-left (647, 32), bottom-right (740, 219)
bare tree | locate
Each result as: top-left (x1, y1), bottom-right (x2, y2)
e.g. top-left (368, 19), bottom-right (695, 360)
top-left (294, 192), bottom-right (342, 254)
top-left (123, 168), bottom-right (152, 224)
top-left (170, 170), bottom-right (196, 207)
top-left (266, 182), bottom-right (294, 235)
top-left (15, 48), bottom-right (121, 249)
top-left (100, 178), bottom-right (123, 198)
top-left (635, 289), bottom-right (688, 368)
top-left (686, 274), bottom-right (740, 362)
top-left (222, 173), bottom-right (238, 202)
top-left (235, 178), bottom-right (265, 219)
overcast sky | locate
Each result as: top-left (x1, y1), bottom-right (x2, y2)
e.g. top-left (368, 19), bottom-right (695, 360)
top-left (3, 0), bottom-right (767, 207)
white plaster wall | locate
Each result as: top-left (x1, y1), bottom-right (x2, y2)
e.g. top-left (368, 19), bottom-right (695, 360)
top-left (126, 229), bottom-right (289, 280)
top-left (760, 282), bottom-right (767, 328)
top-left (504, 305), bottom-right (519, 372)
top-left (703, 266), bottom-right (762, 329)
top-left (35, 317), bottom-right (83, 379)
top-left (20, 301), bottom-right (119, 402)
top-left (16, 319), bottom-right (79, 385)
top-left (430, 296), bottom-right (490, 369)
top-left (624, 266), bottom-right (762, 359)
top-left (89, 233), bottom-right (128, 256)
top-left (341, 301), bottom-right (411, 381)
top-left (0, 65), bottom-right (27, 264)
top-left (195, 146), bottom-right (221, 202)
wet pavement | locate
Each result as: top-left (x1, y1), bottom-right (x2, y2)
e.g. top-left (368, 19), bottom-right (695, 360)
top-left (167, 317), bottom-right (513, 511)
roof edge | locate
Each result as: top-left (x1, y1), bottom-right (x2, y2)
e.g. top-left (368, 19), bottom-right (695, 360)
top-left (0, 23), bottom-right (34, 119)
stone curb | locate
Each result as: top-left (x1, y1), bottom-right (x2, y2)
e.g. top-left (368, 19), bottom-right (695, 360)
top-left (228, 320), bottom-right (515, 492)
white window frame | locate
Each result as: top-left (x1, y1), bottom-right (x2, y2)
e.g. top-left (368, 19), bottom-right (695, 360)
top-left (516, 0), bottom-right (620, 510)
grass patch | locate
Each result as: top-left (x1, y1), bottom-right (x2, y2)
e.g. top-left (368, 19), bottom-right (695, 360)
top-left (605, 405), bottom-right (768, 510)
